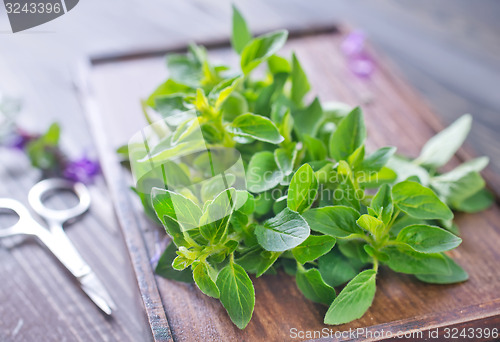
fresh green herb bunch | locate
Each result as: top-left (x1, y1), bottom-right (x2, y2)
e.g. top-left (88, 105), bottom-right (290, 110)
top-left (127, 6), bottom-right (492, 329)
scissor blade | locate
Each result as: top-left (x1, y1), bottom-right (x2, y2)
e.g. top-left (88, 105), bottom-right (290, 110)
top-left (79, 272), bottom-right (116, 315)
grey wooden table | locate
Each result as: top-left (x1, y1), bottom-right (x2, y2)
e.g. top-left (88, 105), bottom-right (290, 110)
top-left (0, 1), bottom-right (499, 341)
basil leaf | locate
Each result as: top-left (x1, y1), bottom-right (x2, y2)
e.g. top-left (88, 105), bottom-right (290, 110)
top-left (318, 249), bottom-right (362, 287)
top-left (392, 181), bottom-right (453, 220)
top-left (287, 163), bottom-right (319, 213)
top-left (416, 255), bottom-right (468, 284)
top-left (193, 262), bottom-right (220, 298)
top-left (416, 114), bottom-right (472, 168)
top-left (324, 270), bottom-right (377, 325)
top-left (236, 248), bottom-right (280, 277)
top-left (246, 151), bottom-right (283, 193)
top-left (396, 224), bottom-right (462, 253)
top-left (371, 184), bottom-right (393, 225)
top-left (255, 208), bottom-right (310, 252)
top-left (228, 113), bottom-right (284, 144)
top-left (216, 261), bottom-right (255, 329)
top-left (155, 242), bottom-right (194, 283)
top-left (384, 247), bottom-right (451, 275)
top-left (152, 188), bottom-right (202, 231)
top-left (329, 107), bottom-right (366, 161)
top-left (291, 53), bottom-right (311, 106)
top-left (302, 206), bottom-right (363, 238)
top-left (231, 5), bottom-right (252, 54)
top-left (291, 97), bottom-right (323, 137)
top-left (292, 235), bottom-right (336, 264)
top-left (360, 146), bottom-right (396, 171)
top-left (240, 30), bottom-right (288, 74)
top-left (296, 267), bottom-right (336, 305)
top-left (356, 215), bottom-right (384, 241)
top-left (199, 188), bottom-right (236, 243)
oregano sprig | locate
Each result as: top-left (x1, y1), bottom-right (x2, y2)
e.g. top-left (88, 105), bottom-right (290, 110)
top-left (121, 6), bottom-right (492, 329)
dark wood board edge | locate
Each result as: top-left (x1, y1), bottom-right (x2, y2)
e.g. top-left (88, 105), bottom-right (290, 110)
top-left (75, 60), bottom-right (173, 342)
top-left (78, 26), bottom-right (500, 341)
top-left (89, 24), bottom-right (339, 66)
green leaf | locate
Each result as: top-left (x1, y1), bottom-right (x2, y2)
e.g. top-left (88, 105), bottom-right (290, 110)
top-left (291, 97), bottom-right (323, 137)
top-left (384, 247), bottom-right (450, 275)
top-left (228, 113), bottom-right (284, 144)
top-left (329, 107), bottom-right (366, 161)
top-left (151, 188), bottom-right (202, 231)
top-left (287, 164), bottom-right (319, 213)
top-left (166, 53), bottom-right (202, 88)
top-left (155, 242), bottom-right (193, 282)
top-left (303, 135), bottom-right (327, 161)
top-left (267, 55), bottom-right (291, 74)
top-left (274, 148), bottom-right (295, 176)
top-left (392, 181), bottom-right (453, 220)
top-left (452, 188), bottom-right (494, 213)
top-left (290, 53), bottom-right (311, 106)
top-left (360, 147), bottom-right (396, 171)
top-left (416, 114), bottom-right (472, 168)
top-left (292, 235), bottom-right (336, 264)
top-left (255, 208), bottom-right (310, 252)
top-left (387, 156), bottom-right (430, 185)
top-left (356, 215), bottom-right (384, 241)
top-left (324, 270), bottom-right (377, 325)
top-left (193, 262), bottom-right (220, 298)
top-left (255, 73), bottom-right (288, 116)
top-left (199, 188), bottom-right (236, 243)
top-left (246, 151), bottom-right (283, 193)
top-left (216, 260), bottom-right (255, 329)
top-left (222, 92), bottom-right (248, 121)
top-left (231, 5), bottom-right (252, 54)
top-left (302, 206), bottom-right (363, 238)
top-left (416, 255), bottom-right (468, 284)
top-left (396, 224), bottom-right (462, 253)
top-left (431, 171), bottom-right (485, 207)
top-left (318, 249), bottom-right (362, 287)
top-left (371, 184), bottom-right (393, 225)
top-left (296, 267), bottom-right (336, 305)
top-left (147, 79), bottom-right (191, 108)
top-left (236, 248), bottom-right (280, 277)
top-left (240, 30), bottom-right (288, 74)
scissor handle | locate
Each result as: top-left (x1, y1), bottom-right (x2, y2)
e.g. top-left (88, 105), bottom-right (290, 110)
top-left (28, 178), bottom-right (91, 225)
top-left (0, 198), bottom-right (36, 237)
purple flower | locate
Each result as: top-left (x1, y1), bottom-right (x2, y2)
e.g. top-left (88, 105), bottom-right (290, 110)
top-left (8, 128), bottom-right (38, 150)
top-left (341, 30), bottom-right (366, 57)
top-left (63, 155), bottom-right (100, 184)
top-left (341, 30), bottom-right (376, 79)
top-left (348, 53), bottom-right (375, 78)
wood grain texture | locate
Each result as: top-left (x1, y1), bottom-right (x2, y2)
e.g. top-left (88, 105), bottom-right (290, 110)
top-left (84, 30), bottom-right (500, 342)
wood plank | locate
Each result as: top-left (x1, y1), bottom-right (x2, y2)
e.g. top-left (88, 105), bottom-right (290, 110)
top-left (83, 30), bottom-right (500, 341)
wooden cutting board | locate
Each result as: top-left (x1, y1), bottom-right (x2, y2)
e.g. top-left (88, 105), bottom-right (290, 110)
top-left (79, 26), bottom-right (500, 342)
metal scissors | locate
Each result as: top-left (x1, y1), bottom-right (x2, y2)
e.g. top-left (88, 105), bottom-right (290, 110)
top-left (0, 178), bottom-right (116, 315)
